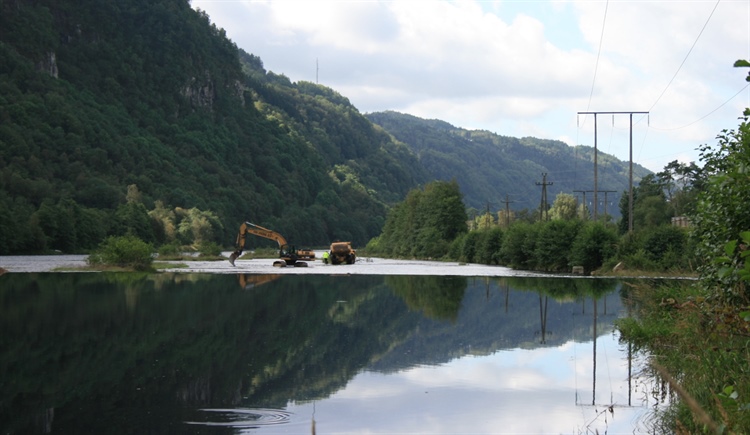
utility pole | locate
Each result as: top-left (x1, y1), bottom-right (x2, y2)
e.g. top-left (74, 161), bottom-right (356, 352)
top-left (600, 190), bottom-right (617, 218)
top-left (536, 173), bottom-right (553, 222)
top-left (482, 201), bottom-right (494, 229)
top-left (573, 189), bottom-right (589, 220)
top-left (503, 194), bottom-right (514, 228)
top-left (577, 111), bottom-right (648, 229)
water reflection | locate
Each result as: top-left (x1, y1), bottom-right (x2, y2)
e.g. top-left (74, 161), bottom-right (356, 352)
top-left (0, 273), bottom-right (666, 433)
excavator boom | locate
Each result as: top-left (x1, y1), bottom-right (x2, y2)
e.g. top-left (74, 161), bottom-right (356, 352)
top-left (229, 221), bottom-right (302, 267)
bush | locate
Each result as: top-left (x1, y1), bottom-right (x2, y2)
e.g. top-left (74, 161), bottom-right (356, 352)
top-left (571, 222), bottom-right (618, 274)
top-left (158, 242), bottom-right (181, 257)
top-left (475, 227), bottom-right (503, 265)
top-left (642, 225), bottom-right (687, 263)
top-left (534, 219), bottom-right (582, 272)
top-left (87, 235), bottom-right (154, 270)
top-left (198, 241), bottom-right (221, 257)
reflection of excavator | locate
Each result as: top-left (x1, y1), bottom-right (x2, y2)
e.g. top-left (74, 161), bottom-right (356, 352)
top-left (238, 274), bottom-right (282, 290)
top-left (229, 221), bottom-right (309, 268)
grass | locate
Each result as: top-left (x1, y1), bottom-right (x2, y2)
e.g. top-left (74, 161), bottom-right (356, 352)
top-left (616, 280), bottom-right (750, 432)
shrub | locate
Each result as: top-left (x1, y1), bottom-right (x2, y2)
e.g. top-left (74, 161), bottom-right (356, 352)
top-left (642, 226), bottom-right (687, 263)
top-left (475, 227), bottom-right (503, 265)
top-left (198, 241), bottom-right (221, 257)
top-left (158, 242), bottom-right (181, 257)
top-left (534, 219), bottom-right (582, 272)
top-left (571, 222), bottom-right (618, 274)
top-left (460, 231), bottom-right (481, 263)
top-left (87, 235), bottom-right (154, 270)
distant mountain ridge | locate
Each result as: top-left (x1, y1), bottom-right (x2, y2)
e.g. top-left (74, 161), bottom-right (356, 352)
top-left (366, 111), bottom-right (652, 215)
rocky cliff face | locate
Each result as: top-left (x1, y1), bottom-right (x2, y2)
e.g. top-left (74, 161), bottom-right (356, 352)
top-left (36, 51), bottom-right (58, 78)
top-left (182, 72), bottom-right (215, 109)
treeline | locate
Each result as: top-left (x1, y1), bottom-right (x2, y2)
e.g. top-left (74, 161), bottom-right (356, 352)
top-left (368, 158), bottom-right (703, 275)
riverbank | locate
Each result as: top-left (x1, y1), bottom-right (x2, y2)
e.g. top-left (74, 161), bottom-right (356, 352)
top-left (617, 280), bottom-right (750, 432)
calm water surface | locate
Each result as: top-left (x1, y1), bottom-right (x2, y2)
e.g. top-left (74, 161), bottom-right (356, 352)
top-left (0, 272), bottom-right (669, 434)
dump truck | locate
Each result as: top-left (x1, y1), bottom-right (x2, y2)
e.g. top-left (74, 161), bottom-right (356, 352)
top-left (326, 241), bottom-right (356, 265)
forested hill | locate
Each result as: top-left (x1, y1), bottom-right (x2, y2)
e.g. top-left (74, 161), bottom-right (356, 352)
top-left (0, 0), bottom-right (427, 253)
top-left (366, 111), bottom-right (652, 215)
top-left (0, 0), bottom-right (649, 256)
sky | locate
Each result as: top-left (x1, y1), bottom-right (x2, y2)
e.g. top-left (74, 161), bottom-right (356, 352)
top-left (190, 0), bottom-right (750, 173)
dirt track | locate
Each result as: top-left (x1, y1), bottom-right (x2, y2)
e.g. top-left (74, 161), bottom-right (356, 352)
top-left (0, 252), bottom-right (549, 277)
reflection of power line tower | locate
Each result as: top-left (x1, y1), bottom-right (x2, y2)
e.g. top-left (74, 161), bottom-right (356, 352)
top-left (536, 173), bottom-right (553, 222)
top-left (538, 294), bottom-right (549, 344)
top-left (575, 295), bottom-right (639, 429)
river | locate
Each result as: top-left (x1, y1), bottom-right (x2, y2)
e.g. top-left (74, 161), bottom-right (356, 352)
top-left (0, 255), bottom-right (676, 434)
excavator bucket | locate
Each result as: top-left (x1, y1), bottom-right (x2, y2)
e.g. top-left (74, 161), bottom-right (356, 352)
top-left (228, 251), bottom-right (240, 266)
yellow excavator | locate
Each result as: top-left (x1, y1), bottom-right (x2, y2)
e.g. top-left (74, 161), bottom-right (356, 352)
top-left (228, 221), bottom-right (310, 268)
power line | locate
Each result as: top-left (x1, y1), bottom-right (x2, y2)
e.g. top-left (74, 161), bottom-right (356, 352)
top-left (647, 0), bottom-right (722, 113)
top-left (585, 0), bottom-right (609, 113)
top-left (649, 83), bottom-right (750, 131)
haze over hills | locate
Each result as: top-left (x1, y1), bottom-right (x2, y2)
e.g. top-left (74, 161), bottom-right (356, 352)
top-left (0, 0), bottom-right (649, 254)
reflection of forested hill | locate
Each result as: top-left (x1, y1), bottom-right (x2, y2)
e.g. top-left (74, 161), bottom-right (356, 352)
top-left (0, 273), bottom-right (629, 433)
top-left (369, 276), bottom-right (625, 371)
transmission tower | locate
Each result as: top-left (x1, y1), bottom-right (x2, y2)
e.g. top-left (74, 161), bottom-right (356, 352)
top-left (577, 111), bottom-right (648, 230)
top-left (536, 173), bottom-right (553, 222)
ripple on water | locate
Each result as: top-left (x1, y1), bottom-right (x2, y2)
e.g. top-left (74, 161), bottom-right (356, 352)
top-left (184, 408), bottom-right (293, 428)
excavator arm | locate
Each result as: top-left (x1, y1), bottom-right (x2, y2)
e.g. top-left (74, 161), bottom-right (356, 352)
top-left (229, 222), bottom-right (293, 266)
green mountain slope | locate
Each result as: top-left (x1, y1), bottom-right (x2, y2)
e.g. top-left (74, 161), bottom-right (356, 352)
top-left (0, 0), bottom-right (651, 255)
top-left (366, 111), bottom-right (652, 215)
top-left (0, 0), bottom-right (426, 253)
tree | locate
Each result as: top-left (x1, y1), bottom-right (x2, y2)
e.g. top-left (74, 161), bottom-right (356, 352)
top-left (549, 193), bottom-right (578, 221)
top-left (656, 160), bottom-right (704, 216)
top-left (535, 219), bottom-right (582, 272)
top-left (372, 180), bottom-right (468, 259)
top-left (693, 104), bottom-right (750, 301)
top-left (571, 222), bottom-right (618, 274)
top-left (618, 173), bottom-right (672, 234)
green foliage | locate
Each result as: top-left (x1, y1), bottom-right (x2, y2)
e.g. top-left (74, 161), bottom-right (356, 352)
top-left (87, 235), bottom-right (154, 270)
top-left (548, 193), bottom-right (579, 221)
top-left (534, 219), bottom-right (582, 272)
top-left (693, 107), bottom-right (750, 302)
top-left (0, 0), bottom-right (426, 254)
top-left (474, 227), bottom-right (504, 265)
top-left (642, 225), bottom-right (688, 265)
top-left (571, 222), bottom-right (618, 274)
top-left (459, 231), bottom-right (481, 263)
top-left (197, 241), bottom-right (222, 257)
top-left (498, 222), bottom-right (538, 270)
top-left (369, 180), bottom-right (468, 259)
